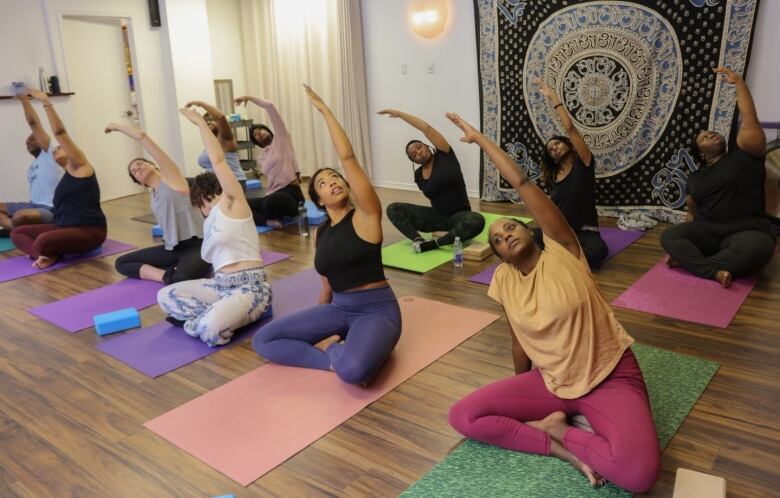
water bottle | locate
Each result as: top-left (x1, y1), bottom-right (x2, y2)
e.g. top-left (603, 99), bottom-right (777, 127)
top-left (38, 67), bottom-right (48, 93)
top-left (454, 237), bottom-right (464, 268)
top-left (298, 201), bottom-right (310, 237)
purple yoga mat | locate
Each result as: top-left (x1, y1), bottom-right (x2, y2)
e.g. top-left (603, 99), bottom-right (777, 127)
top-left (612, 257), bottom-right (758, 328)
top-left (96, 268), bottom-right (322, 377)
top-left (29, 279), bottom-right (164, 333)
top-left (259, 249), bottom-right (291, 266)
top-left (0, 239), bottom-right (135, 283)
top-left (467, 227), bottom-right (645, 285)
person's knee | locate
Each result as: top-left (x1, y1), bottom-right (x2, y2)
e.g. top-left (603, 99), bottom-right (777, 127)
top-left (447, 398), bottom-right (475, 436)
top-left (334, 358), bottom-right (377, 385)
top-left (386, 203), bottom-right (405, 222)
top-left (11, 211), bottom-right (38, 227)
top-left (114, 255), bottom-right (131, 276)
top-left (659, 226), bottom-right (678, 252)
top-left (251, 323), bottom-right (277, 356)
top-left (618, 449), bottom-right (660, 493)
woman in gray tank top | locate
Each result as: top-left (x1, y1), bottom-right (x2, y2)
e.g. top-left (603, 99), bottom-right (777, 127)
top-left (106, 123), bottom-right (211, 284)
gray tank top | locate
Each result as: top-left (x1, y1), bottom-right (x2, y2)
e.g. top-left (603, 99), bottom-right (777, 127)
top-left (197, 150), bottom-right (247, 181)
top-left (151, 182), bottom-right (205, 250)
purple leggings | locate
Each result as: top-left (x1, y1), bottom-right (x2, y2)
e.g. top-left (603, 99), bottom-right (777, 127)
top-left (448, 348), bottom-right (660, 493)
top-left (252, 286), bottom-right (401, 385)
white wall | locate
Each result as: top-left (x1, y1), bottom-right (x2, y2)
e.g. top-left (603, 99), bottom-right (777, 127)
top-left (206, 0), bottom-right (247, 104)
top-left (362, 0), bottom-right (780, 199)
top-left (746, 0), bottom-right (780, 130)
top-left (361, 0), bottom-right (481, 197)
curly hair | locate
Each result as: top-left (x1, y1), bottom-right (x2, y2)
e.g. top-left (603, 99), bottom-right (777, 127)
top-left (541, 135), bottom-right (574, 186)
top-left (189, 172), bottom-right (222, 208)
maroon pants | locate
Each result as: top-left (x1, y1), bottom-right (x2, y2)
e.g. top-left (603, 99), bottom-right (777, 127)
top-left (11, 224), bottom-right (107, 259)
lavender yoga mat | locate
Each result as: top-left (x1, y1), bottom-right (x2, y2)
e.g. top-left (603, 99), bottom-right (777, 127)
top-left (96, 268), bottom-right (321, 377)
top-left (468, 227), bottom-right (645, 285)
top-left (29, 279), bottom-right (164, 333)
top-left (612, 257), bottom-right (759, 328)
top-left (0, 239), bottom-right (135, 283)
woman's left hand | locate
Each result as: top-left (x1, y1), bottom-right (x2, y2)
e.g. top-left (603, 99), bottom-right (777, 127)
top-left (712, 66), bottom-right (742, 85)
top-left (180, 107), bottom-right (205, 125)
top-left (304, 84), bottom-right (328, 114)
top-left (533, 77), bottom-right (555, 99)
top-left (26, 88), bottom-right (50, 103)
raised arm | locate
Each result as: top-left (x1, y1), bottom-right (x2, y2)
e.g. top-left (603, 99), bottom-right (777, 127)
top-left (185, 101), bottom-right (238, 153)
top-left (27, 89), bottom-right (90, 171)
top-left (445, 112), bottom-right (579, 257)
top-left (377, 109), bottom-right (451, 152)
top-left (234, 96), bottom-right (290, 140)
top-left (18, 93), bottom-right (51, 152)
top-left (179, 107), bottom-right (249, 217)
top-left (713, 67), bottom-right (765, 157)
top-left (104, 123), bottom-right (189, 193)
top-left (304, 84), bottom-right (382, 219)
top-left (534, 77), bottom-right (592, 166)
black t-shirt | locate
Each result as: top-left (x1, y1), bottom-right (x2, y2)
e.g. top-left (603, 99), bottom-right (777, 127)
top-left (549, 156), bottom-right (598, 230)
top-left (53, 171), bottom-right (107, 227)
top-left (687, 146), bottom-right (766, 223)
top-left (414, 148), bottom-right (471, 217)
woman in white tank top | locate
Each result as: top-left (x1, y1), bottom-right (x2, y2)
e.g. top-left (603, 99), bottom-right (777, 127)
top-left (156, 107), bottom-right (271, 347)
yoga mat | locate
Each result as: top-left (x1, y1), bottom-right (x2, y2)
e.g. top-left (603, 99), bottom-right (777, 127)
top-left (29, 279), bottom-right (164, 333)
top-left (144, 297), bottom-right (500, 486)
top-left (474, 212), bottom-right (532, 243)
top-left (612, 257), bottom-right (759, 328)
top-left (96, 268), bottom-right (321, 378)
top-left (0, 238), bottom-right (15, 253)
top-left (132, 213), bottom-right (158, 225)
top-left (0, 239), bottom-right (135, 283)
top-left (402, 343), bottom-right (719, 497)
top-left (381, 240), bottom-right (454, 273)
top-left (259, 249), bottom-right (291, 266)
top-left (468, 227), bottom-right (645, 285)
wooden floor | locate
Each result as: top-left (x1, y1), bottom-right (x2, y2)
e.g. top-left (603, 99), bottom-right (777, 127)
top-left (0, 186), bottom-right (777, 497)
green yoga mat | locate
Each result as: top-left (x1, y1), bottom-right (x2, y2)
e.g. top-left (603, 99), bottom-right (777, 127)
top-left (475, 212), bottom-right (533, 243)
top-left (0, 239), bottom-right (15, 253)
top-left (402, 343), bottom-right (719, 497)
top-left (382, 239), bottom-right (455, 273)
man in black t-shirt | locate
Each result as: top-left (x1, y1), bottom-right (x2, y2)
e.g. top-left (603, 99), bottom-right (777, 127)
top-left (379, 110), bottom-right (484, 253)
top-left (660, 67), bottom-right (775, 287)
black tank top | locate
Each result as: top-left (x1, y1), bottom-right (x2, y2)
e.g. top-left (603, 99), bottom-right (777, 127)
top-left (549, 156), bottom-right (598, 230)
top-left (314, 210), bottom-right (386, 293)
top-left (53, 171), bottom-right (107, 227)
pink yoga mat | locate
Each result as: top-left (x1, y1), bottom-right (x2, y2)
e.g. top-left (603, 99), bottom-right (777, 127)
top-left (29, 279), bottom-right (164, 333)
top-left (468, 227), bottom-right (645, 285)
top-left (612, 256), bottom-right (759, 328)
top-left (97, 268), bottom-right (321, 378)
top-left (0, 239), bottom-right (135, 283)
top-left (144, 297), bottom-right (499, 486)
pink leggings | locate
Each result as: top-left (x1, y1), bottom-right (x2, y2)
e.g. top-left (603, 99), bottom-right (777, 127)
top-left (448, 348), bottom-right (660, 493)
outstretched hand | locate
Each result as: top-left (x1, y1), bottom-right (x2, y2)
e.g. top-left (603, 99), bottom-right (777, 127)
top-left (184, 100), bottom-right (206, 110)
top-left (533, 77), bottom-right (555, 99)
top-left (304, 84), bottom-right (329, 114)
top-left (104, 122), bottom-right (143, 140)
top-left (234, 95), bottom-right (270, 107)
top-left (180, 107), bottom-right (205, 125)
top-left (445, 112), bottom-right (481, 144)
top-left (377, 109), bottom-right (402, 118)
top-left (712, 66), bottom-right (742, 85)
top-left (26, 88), bottom-right (49, 103)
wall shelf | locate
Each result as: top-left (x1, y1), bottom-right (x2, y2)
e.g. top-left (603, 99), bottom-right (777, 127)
top-left (0, 92), bottom-right (75, 100)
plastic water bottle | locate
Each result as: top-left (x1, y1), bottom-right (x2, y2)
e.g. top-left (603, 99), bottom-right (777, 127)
top-left (298, 202), bottom-right (310, 237)
top-left (454, 237), bottom-right (464, 268)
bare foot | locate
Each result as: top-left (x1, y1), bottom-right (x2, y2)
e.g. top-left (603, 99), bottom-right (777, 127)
top-left (314, 334), bottom-right (341, 352)
top-left (666, 258), bottom-right (682, 268)
top-left (571, 456), bottom-right (606, 487)
top-left (32, 255), bottom-right (57, 269)
top-left (527, 411), bottom-right (568, 437)
top-left (266, 219), bottom-right (284, 230)
top-left (715, 270), bottom-right (732, 288)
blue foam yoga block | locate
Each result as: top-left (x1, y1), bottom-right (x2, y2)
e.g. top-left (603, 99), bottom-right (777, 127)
top-left (212, 495), bottom-right (236, 498)
top-left (305, 200), bottom-right (327, 225)
top-left (246, 179), bottom-right (262, 190)
top-left (151, 224), bottom-right (163, 237)
top-left (94, 307), bottom-right (141, 336)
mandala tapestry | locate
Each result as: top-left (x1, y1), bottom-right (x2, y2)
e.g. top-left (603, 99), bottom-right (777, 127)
top-left (476, 0), bottom-right (760, 221)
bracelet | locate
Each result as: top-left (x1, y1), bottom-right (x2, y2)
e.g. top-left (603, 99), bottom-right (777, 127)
top-left (42, 103), bottom-right (53, 108)
top-left (553, 103), bottom-right (563, 109)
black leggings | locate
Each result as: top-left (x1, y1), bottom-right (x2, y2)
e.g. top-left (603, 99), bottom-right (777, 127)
top-left (115, 237), bottom-right (211, 284)
top-left (660, 219), bottom-right (776, 279)
top-left (530, 227), bottom-right (608, 268)
top-left (386, 202), bottom-right (485, 246)
top-left (248, 184), bottom-right (305, 226)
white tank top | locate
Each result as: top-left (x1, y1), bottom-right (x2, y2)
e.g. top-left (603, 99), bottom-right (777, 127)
top-left (201, 204), bottom-right (262, 272)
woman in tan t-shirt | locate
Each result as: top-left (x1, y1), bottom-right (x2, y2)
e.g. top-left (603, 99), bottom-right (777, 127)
top-left (444, 113), bottom-right (660, 493)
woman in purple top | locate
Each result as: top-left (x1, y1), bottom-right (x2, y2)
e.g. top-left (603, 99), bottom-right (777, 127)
top-left (235, 96), bottom-right (305, 229)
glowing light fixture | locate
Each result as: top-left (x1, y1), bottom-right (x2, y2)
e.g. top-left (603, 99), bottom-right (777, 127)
top-left (408, 0), bottom-right (449, 39)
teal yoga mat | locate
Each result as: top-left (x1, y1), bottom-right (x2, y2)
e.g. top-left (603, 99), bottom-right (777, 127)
top-left (0, 238), bottom-right (15, 253)
top-left (402, 343), bottom-right (718, 497)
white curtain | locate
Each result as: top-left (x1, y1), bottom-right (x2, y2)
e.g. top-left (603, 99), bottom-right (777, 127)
top-left (239, 0), bottom-right (372, 178)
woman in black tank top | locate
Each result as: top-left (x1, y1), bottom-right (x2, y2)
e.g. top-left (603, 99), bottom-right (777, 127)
top-left (10, 88), bottom-right (107, 269)
top-left (535, 77), bottom-right (608, 268)
top-left (253, 85), bottom-right (401, 386)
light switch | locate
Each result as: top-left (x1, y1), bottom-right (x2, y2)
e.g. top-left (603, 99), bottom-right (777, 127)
top-left (427, 62), bottom-right (435, 74)
top-left (401, 63), bottom-right (408, 75)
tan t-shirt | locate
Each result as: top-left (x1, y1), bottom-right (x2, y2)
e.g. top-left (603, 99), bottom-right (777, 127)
top-left (488, 234), bottom-right (633, 399)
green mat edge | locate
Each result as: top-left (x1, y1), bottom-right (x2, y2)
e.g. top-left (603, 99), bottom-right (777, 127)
top-left (401, 343), bottom-right (719, 498)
